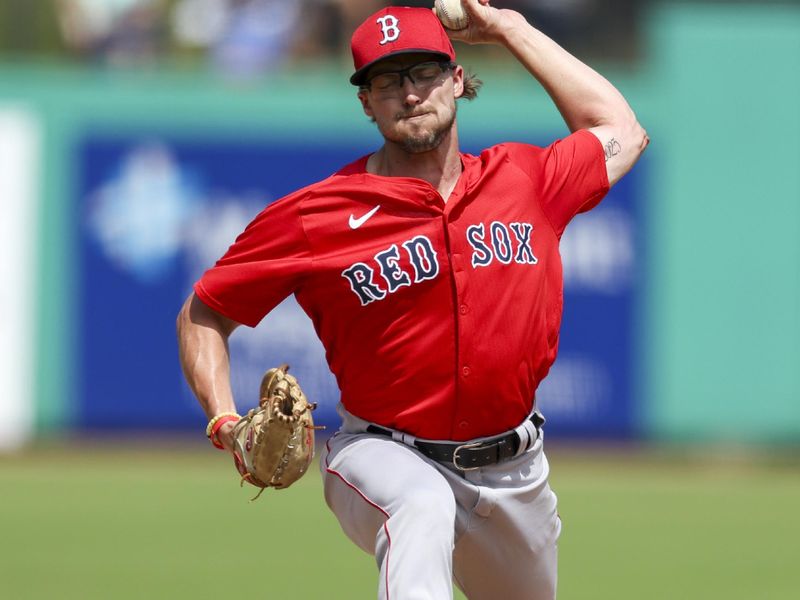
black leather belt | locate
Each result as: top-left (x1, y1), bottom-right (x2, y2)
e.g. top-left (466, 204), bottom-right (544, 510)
top-left (366, 413), bottom-right (544, 471)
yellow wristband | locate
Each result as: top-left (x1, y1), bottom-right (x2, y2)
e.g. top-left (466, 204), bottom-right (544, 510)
top-left (205, 412), bottom-right (242, 438)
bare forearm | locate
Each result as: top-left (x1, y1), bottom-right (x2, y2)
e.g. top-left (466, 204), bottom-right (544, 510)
top-left (176, 294), bottom-right (239, 420)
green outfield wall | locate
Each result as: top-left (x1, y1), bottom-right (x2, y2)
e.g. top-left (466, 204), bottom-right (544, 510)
top-left (2, 2), bottom-right (798, 444)
top-left (643, 3), bottom-right (800, 443)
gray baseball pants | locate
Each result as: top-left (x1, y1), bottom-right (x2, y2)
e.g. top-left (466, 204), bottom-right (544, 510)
top-left (320, 406), bottom-right (561, 600)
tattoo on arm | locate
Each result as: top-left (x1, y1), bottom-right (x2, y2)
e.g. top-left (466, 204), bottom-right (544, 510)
top-left (604, 138), bottom-right (622, 162)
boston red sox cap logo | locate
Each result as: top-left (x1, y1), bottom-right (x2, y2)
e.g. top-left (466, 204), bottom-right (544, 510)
top-left (376, 14), bottom-right (401, 45)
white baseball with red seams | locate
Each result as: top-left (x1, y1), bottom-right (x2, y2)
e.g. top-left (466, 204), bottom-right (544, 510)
top-left (434, 0), bottom-right (470, 30)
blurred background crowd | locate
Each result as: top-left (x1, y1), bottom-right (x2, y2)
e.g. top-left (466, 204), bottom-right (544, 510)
top-left (2, 0), bottom-right (643, 75)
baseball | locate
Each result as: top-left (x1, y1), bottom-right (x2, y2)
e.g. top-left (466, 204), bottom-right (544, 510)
top-left (434, 0), bottom-right (469, 30)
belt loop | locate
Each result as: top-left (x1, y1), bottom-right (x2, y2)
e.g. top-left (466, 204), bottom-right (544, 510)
top-left (391, 430), bottom-right (417, 447)
top-left (512, 417), bottom-right (539, 457)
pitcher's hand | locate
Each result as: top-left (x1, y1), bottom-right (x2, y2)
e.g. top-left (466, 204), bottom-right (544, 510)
top-left (440, 0), bottom-right (525, 46)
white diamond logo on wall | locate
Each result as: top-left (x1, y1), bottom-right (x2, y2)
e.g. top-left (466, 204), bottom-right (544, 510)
top-left (86, 143), bottom-right (201, 284)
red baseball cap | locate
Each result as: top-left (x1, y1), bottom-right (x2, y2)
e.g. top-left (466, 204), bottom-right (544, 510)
top-left (350, 7), bottom-right (456, 86)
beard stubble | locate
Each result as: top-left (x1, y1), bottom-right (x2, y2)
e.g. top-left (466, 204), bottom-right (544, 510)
top-left (382, 103), bottom-right (457, 154)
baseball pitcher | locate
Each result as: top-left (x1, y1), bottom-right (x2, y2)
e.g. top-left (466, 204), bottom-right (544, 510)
top-left (176, 1), bottom-right (648, 598)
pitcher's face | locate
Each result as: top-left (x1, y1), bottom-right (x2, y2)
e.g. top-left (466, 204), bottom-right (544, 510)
top-left (358, 54), bottom-right (464, 154)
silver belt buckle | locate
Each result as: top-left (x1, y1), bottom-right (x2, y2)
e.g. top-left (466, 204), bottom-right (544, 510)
top-left (452, 441), bottom-right (483, 471)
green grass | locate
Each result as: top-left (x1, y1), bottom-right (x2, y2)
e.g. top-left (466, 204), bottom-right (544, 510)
top-left (1, 442), bottom-right (798, 599)
top-left (550, 449), bottom-right (800, 600)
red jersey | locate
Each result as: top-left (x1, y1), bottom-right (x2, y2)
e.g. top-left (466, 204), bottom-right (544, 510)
top-left (195, 129), bottom-right (609, 441)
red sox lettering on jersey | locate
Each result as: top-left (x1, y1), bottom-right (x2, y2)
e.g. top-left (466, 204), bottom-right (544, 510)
top-left (342, 223), bottom-right (538, 306)
top-left (195, 131), bottom-right (609, 441)
top-left (467, 222), bottom-right (538, 268)
top-left (342, 235), bottom-right (439, 306)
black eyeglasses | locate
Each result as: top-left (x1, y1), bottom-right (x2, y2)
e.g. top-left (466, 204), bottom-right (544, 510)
top-left (363, 61), bottom-right (456, 96)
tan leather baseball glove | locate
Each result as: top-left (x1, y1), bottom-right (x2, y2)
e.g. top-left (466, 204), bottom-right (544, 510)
top-left (231, 365), bottom-right (320, 497)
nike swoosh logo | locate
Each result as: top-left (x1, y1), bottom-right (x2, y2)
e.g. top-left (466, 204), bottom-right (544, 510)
top-left (348, 205), bottom-right (381, 229)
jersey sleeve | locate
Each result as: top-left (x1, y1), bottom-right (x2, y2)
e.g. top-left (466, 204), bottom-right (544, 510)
top-left (505, 129), bottom-right (610, 238)
top-left (193, 192), bottom-right (312, 327)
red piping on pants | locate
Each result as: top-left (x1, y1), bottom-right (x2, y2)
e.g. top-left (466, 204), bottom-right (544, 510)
top-left (325, 437), bottom-right (393, 599)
